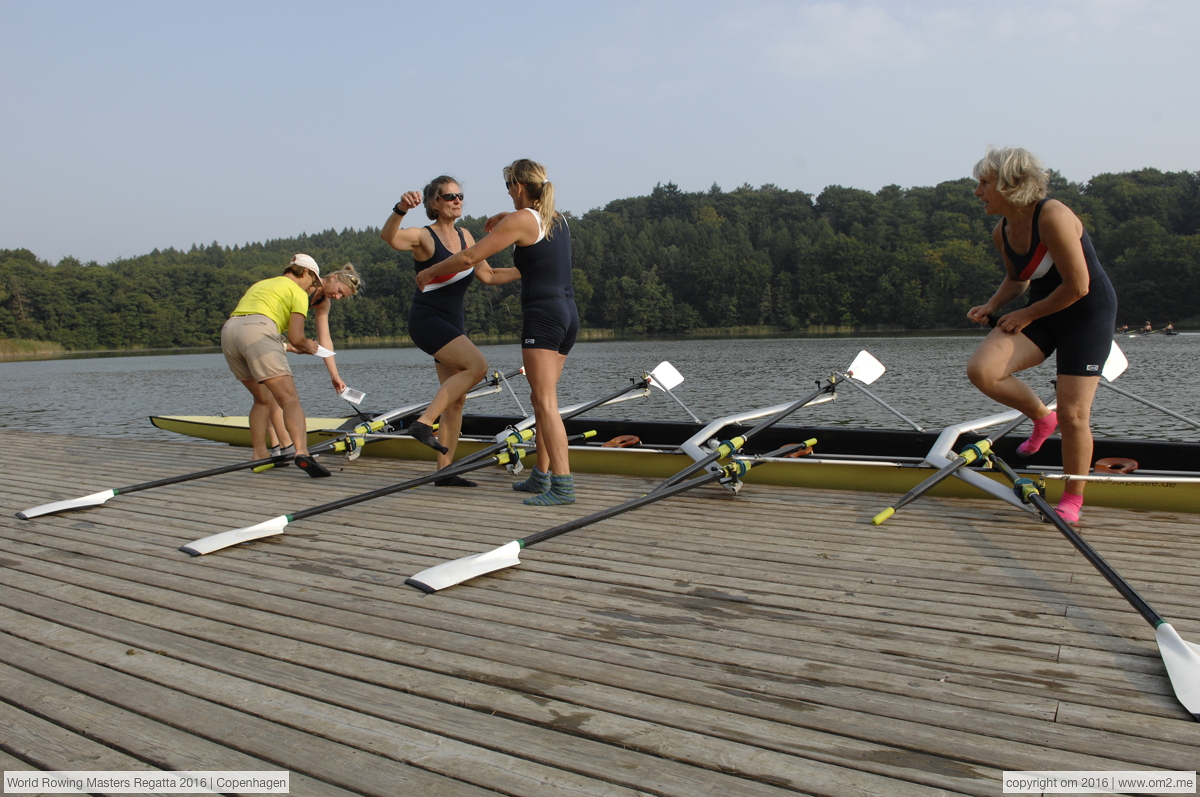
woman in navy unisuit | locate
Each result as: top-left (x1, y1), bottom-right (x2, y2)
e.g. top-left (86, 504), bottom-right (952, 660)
top-left (966, 146), bottom-right (1118, 523)
top-left (416, 159), bottom-right (580, 506)
top-left (382, 176), bottom-right (519, 485)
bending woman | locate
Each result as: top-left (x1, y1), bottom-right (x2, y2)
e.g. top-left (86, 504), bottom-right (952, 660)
top-left (416, 159), bottom-right (579, 506)
top-left (965, 147), bottom-right (1117, 523)
top-left (221, 254), bottom-right (344, 477)
top-left (266, 263), bottom-right (363, 458)
top-left (381, 176), bottom-right (519, 486)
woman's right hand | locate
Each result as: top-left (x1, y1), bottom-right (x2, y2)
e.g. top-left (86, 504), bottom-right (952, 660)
top-left (966, 304), bottom-right (994, 325)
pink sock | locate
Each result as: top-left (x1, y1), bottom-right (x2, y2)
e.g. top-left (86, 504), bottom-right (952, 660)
top-left (1056, 492), bottom-right (1084, 523)
top-left (1016, 411), bottom-right (1057, 456)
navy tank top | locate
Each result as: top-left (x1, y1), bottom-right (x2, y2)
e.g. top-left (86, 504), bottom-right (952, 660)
top-left (1001, 199), bottom-right (1115, 308)
top-left (413, 226), bottom-right (473, 312)
top-left (514, 211), bottom-right (574, 306)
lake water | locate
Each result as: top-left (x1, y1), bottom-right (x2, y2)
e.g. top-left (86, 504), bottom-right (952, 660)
top-left (1, 334), bottom-right (1197, 443)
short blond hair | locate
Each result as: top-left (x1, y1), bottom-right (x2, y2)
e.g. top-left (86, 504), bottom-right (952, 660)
top-left (972, 146), bottom-right (1049, 206)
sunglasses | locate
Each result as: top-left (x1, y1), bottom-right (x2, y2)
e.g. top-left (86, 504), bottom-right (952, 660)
top-left (505, 181), bottom-right (520, 189)
top-left (439, 192), bottom-right (464, 202)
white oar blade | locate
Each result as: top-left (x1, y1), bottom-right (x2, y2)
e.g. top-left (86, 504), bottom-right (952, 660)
top-left (648, 361), bottom-right (685, 392)
top-left (1156, 623), bottom-right (1200, 720)
top-left (1102, 341), bottom-right (1128, 382)
top-left (846, 350), bottom-right (885, 386)
top-left (406, 540), bottom-right (523, 593)
top-left (180, 515), bottom-right (290, 557)
top-left (16, 489), bottom-right (117, 520)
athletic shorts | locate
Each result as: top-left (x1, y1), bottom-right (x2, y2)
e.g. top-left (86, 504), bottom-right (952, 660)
top-left (521, 298), bottom-right (579, 355)
top-left (408, 302), bottom-right (466, 360)
top-left (1020, 300), bottom-right (1118, 377)
top-left (221, 314), bottom-right (291, 383)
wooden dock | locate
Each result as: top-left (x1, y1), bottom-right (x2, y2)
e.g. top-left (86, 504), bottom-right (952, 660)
top-left (1, 429), bottom-right (1197, 796)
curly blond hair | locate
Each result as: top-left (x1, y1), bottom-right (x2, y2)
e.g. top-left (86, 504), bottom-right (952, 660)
top-left (972, 146), bottom-right (1049, 206)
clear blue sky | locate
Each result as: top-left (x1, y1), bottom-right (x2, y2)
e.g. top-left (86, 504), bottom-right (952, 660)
top-left (2, 0), bottom-right (1197, 265)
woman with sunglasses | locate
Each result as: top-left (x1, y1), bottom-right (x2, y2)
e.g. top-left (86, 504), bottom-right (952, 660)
top-left (382, 176), bottom-right (519, 485)
top-left (416, 159), bottom-right (579, 506)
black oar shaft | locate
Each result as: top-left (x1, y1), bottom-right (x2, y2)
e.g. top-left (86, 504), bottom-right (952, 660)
top-left (654, 382), bottom-right (833, 493)
top-left (287, 379), bottom-right (652, 522)
top-left (522, 443), bottom-right (804, 548)
top-left (989, 455), bottom-right (1164, 628)
top-left (118, 453), bottom-right (294, 495)
top-left (449, 378), bottom-right (647, 470)
top-left (873, 412), bottom-right (1029, 524)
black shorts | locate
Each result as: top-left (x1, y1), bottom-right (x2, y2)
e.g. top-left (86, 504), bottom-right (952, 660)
top-left (409, 302), bottom-right (465, 358)
top-left (521, 298), bottom-right (579, 356)
top-left (1021, 300), bottom-right (1118, 377)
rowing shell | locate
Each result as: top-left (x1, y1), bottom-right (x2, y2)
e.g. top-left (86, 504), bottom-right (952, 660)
top-left (151, 412), bottom-right (1200, 515)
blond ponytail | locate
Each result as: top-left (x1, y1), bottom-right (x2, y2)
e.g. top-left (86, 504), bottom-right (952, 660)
top-left (504, 159), bottom-right (559, 239)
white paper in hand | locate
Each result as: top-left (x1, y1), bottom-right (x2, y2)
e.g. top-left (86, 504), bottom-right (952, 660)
top-left (340, 387), bottom-right (366, 404)
top-left (315, 345), bottom-right (336, 358)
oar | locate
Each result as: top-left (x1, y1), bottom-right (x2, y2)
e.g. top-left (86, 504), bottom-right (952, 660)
top-left (873, 341), bottom-right (1130, 525)
top-left (1095, 341), bottom-right (1200, 429)
top-left (651, 350), bottom-right (883, 495)
top-left (178, 367), bottom-right (673, 556)
top-left (870, 413), bottom-right (1031, 525)
top-left (405, 440), bottom-right (815, 593)
top-left (15, 367), bottom-right (525, 519)
top-left (181, 428), bottom-right (597, 557)
top-left (986, 453), bottom-right (1200, 721)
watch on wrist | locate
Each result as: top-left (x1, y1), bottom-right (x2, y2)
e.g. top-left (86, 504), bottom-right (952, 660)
top-left (393, 202), bottom-right (407, 216)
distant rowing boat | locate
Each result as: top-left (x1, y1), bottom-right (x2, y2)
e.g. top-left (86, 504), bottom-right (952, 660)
top-left (151, 411), bottom-right (1200, 514)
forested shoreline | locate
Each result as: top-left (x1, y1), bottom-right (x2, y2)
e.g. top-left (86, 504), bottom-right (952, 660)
top-left (2, 167), bottom-right (1197, 353)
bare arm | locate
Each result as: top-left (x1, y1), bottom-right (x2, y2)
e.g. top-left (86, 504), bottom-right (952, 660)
top-left (966, 222), bottom-right (1030, 325)
top-left (312, 299), bottom-right (345, 393)
top-left (987, 202), bottom-right (1089, 334)
top-left (1021, 201), bottom-right (1089, 317)
top-left (416, 210), bottom-right (539, 290)
top-left (379, 191), bottom-right (430, 255)
top-left (460, 228), bottom-right (521, 285)
top-left (286, 312), bottom-right (319, 354)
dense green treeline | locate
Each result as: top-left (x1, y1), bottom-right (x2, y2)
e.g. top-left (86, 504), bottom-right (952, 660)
top-left (2, 167), bottom-right (1197, 351)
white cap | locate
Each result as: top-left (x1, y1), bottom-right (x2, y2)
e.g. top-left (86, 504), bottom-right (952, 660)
top-left (290, 253), bottom-right (321, 282)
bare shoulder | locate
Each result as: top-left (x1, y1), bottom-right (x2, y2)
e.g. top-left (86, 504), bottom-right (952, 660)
top-left (1039, 199), bottom-right (1083, 236)
top-left (462, 227), bottom-right (477, 246)
top-left (989, 219), bottom-right (1005, 246)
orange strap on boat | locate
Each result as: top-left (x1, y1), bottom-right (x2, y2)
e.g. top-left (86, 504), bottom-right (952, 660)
top-left (783, 443), bottom-right (814, 457)
top-left (1093, 457), bottom-right (1138, 474)
top-left (602, 434), bottom-right (641, 448)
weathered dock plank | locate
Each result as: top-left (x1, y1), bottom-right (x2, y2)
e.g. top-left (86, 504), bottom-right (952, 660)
top-left (2, 429), bottom-right (1198, 796)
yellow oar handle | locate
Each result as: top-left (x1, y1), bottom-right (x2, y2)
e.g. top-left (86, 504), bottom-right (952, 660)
top-left (496, 447), bottom-right (527, 466)
top-left (714, 435), bottom-right (747, 459)
top-left (502, 428), bottom-right (536, 445)
top-left (351, 419), bottom-right (388, 435)
top-left (251, 463), bottom-right (276, 474)
top-left (958, 440), bottom-right (992, 465)
top-left (580, 430), bottom-right (597, 439)
top-left (871, 507), bottom-right (894, 525)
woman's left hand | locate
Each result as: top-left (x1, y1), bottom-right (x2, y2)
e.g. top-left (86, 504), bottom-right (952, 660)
top-left (415, 268), bottom-right (434, 291)
top-left (332, 376), bottom-right (346, 394)
top-left (995, 309), bottom-right (1034, 334)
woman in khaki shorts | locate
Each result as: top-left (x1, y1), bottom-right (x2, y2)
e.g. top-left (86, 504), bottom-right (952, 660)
top-left (221, 253), bottom-right (335, 477)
